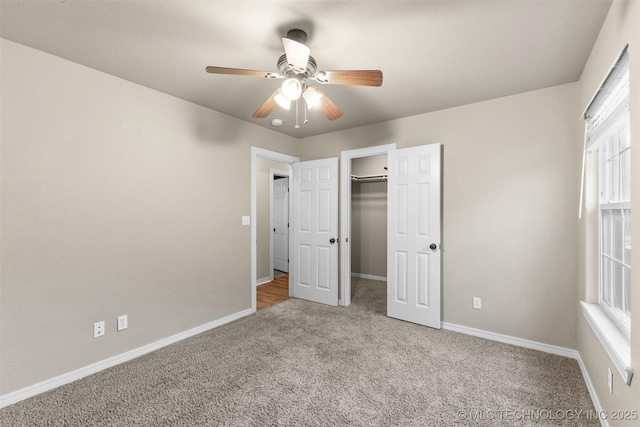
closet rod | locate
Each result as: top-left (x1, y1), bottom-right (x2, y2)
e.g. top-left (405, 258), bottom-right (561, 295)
top-left (351, 174), bottom-right (388, 182)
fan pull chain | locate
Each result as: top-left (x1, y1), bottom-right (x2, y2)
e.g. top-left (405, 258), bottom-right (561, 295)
top-left (304, 102), bottom-right (309, 125)
top-left (295, 99), bottom-right (300, 129)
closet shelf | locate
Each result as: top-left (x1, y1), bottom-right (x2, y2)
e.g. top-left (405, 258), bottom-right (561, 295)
top-left (351, 174), bottom-right (388, 183)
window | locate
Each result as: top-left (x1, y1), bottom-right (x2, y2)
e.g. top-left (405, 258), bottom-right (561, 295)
top-left (598, 116), bottom-right (631, 337)
top-left (580, 48), bottom-right (637, 385)
top-left (580, 47), bottom-right (632, 385)
top-left (586, 49), bottom-right (631, 337)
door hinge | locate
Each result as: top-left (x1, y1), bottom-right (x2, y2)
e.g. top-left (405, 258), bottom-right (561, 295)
top-left (287, 259), bottom-right (290, 263)
top-left (288, 223), bottom-right (290, 228)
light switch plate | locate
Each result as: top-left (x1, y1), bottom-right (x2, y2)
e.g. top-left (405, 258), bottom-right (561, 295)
top-left (242, 216), bottom-right (250, 226)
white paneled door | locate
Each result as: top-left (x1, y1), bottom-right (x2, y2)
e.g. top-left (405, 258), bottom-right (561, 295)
top-left (273, 177), bottom-right (289, 273)
top-left (387, 144), bottom-right (441, 328)
top-left (292, 158), bottom-right (339, 306)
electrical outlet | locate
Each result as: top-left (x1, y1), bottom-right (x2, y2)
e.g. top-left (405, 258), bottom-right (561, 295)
top-left (94, 321), bottom-right (105, 338)
top-left (117, 315), bottom-right (128, 331)
top-left (472, 297), bottom-right (482, 310)
top-left (608, 368), bottom-right (613, 394)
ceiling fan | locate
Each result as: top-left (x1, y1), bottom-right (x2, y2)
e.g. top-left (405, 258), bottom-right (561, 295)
top-left (206, 29), bottom-right (383, 123)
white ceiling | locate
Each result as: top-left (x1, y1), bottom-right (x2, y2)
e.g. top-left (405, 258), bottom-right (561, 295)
top-left (1, 0), bottom-right (611, 138)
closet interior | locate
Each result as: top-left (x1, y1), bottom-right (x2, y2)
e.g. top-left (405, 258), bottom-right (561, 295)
top-left (350, 154), bottom-right (388, 282)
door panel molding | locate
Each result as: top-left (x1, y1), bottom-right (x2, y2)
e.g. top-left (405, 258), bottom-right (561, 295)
top-left (387, 143), bottom-right (442, 328)
top-left (292, 158), bottom-right (339, 306)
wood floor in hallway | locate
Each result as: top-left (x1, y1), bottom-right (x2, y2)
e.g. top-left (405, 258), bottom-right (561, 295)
top-left (257, 274), bottom-right (289, 310)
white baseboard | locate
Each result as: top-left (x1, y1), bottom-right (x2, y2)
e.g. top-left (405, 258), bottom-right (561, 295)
top-left (575, 354), bottom-right (608, 427)
top-left (442, 322), bottom-right (578, 359)
top-left (0, 308), bottom-right (252, 409)
top-left (351, 273), bottom-right (387, 282)
top-left (442, 322), bottom-right (607, 427)
top-left (256, 276), bottom-right (272, 287)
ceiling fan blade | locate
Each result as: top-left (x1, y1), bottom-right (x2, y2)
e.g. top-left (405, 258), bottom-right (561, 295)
top-left (314, 70), bottom-right (383, 87)
top-left (252, 90), bottom-right (280, 118)
top-left (282, 38), bottom-right (310, 73)
top-left (206, 66), bottom-right (281, 79)
top-left (317, 93), bottom-right (344, 121)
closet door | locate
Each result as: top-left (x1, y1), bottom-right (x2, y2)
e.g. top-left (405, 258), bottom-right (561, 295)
top-left (291, 158), bottom-right (339, 306)
top-left (387, 144), bottom-right (441, 328)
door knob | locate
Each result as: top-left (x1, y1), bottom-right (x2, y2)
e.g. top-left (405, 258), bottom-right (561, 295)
top-left (330, 238), bottom-right (336, 244)
top-left (429, 243), bottom-right (437, 250)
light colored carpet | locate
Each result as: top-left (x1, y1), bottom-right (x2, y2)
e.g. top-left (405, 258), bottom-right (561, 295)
top-left (0, 278), bottom-right (597, 426)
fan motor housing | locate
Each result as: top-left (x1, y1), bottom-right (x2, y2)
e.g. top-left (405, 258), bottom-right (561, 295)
top-left (286, 29), bottom-right (308, 44)
top-left (277, 54), bottom-right (317, 77)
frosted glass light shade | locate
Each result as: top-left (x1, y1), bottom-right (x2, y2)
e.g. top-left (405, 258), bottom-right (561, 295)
top-left (281, 77), bottom-right (302, 100)
top-left (303, 86), bottom-right (323, 108)
top-left (275, 91), bottom-right (291, 110)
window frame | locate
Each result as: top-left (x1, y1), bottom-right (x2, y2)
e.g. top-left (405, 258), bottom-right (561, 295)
top-left (596, 121), bottom-right (631, 339)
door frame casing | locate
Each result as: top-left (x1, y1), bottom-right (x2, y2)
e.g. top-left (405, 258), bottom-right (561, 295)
top-left (339, 143), bottom-right (396, 306)
top-left (251, 147), bottom-right (299, 313)
top-left (270, 169), bottom-right (290, 277)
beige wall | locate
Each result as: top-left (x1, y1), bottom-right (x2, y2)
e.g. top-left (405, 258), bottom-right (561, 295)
top-left (351, 182), bottom-right (387, 278)
top-left (352, 154), bottom-right (388, 177)
top-left (351, 155), bottom-right (388, 278)
top-left (576, 0), bottom-right (640, 418)
top-left (301, 83), bottom-right (579, 349)
top-left (256, 158), bottom-right (289, 281)
top-left (0, 39), bottom-right (299, 394)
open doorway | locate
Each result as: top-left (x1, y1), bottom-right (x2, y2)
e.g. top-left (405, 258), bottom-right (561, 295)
top-left (350, 154), bottom-right (389, 312)
top-left (341, 143), bottom-right (443, 328)
top-left (351, 154), bottom-right (388, 281)
top-left (251, 147), bottom-right (299, 313)
top-left (256, 158), bottom-right (290, 285)
top-left (271, 171), bottom-right (289, 278)
top-left (340, 144), bottom-right (396, 306)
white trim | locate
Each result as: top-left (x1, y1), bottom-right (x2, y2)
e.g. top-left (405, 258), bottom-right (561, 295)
top-left (441, 322), bottom-right (578, 359)
top-left (441, 322), bottom-right (609, 426)
top-left (340, 143), bottom-right (396, 307)
top-left (580, 302), bottom-right (632, 385)
top-left (351, 272), bottom-right (388, 282)
top-left (256, 277), bottom-right (272, 287)
top-left (251, 147), bottom-right (299, 313)
top-left (576, 353), bottom-right (609, 427)
top-left (0, 309), bottom-right (252, 409)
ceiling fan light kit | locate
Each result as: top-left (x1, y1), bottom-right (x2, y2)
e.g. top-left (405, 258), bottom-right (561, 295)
top-left (303, 86), bottom-right (323, 108)
top-left (274, 89), bottom-right (291, 110)
top-left (206, 29), bottom-right (383, 127)
top-left (281, 76), bottom-right (303, 100)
